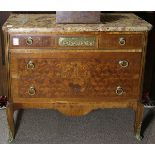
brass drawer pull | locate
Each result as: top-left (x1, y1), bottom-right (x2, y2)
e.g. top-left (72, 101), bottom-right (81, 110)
top-left (28, 86), bottom-right (36, 96)
top-left (26, 37), bottom-right (33, 45)
top-left (116, 86), bottom-right (124, 96)
top-left (27, 60), bottom-right (35, 69)
top-left (119, 60), bottom-right (129, 68)
top-left (119, 37), bottom-right (126, 45)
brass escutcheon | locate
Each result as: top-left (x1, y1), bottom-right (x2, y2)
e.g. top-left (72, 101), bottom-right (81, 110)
top-left (116, 86), bottom-right (124, 96)
top-left (119, 37), bottom-right (126, 45)
top-left (26, 37), bottom-right (33, 45)
top-left (28, 86), bottom-right (36, 96)
top-left (119, 60), bottom-right (129, 68)
top-left (27, 60), bottom-right (35, 69)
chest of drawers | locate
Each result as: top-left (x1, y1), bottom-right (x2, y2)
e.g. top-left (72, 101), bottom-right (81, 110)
top-left (2, 13), bottom-right (152, 142)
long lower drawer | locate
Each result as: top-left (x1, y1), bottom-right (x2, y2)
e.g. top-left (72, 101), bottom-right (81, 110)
top-left (10, 49), bottom-right (142, 102)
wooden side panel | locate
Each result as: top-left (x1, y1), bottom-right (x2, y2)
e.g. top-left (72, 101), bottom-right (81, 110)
top-left (0, 12), bottom-right (11, 96)
top-left (0, 31), bottom-right (2, 95)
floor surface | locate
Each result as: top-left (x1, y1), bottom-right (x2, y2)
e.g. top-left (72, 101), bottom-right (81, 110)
top-left (9, 108), bottom-right (155, 144)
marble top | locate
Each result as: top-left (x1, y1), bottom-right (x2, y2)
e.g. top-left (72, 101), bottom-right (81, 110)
top-left (3, 13), bottom-right (152, 33)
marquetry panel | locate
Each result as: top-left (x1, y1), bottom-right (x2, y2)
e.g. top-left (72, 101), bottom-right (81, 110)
top-left (10, 51), bottom-right (142, 100)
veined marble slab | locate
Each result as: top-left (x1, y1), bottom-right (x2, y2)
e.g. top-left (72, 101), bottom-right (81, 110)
top-left (3, 13), bottom-right (152, 33)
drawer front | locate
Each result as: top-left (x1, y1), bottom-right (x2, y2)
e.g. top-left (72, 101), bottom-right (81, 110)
top-left (10, 50), bottom-right (142, 102)
top-left (99, 34), bottom-right (144, 49)
top-left (10, 33), bottom-right (144, 49)
top-left (10, 35), bottom-right (56, 48)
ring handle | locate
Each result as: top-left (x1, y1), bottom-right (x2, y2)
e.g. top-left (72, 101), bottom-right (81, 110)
top-left (119, 37), bottom-right (126, 46)
top-left (119, 60), bottom-right (129, 68)
top-left (116, 86), bottom-right (124, 96)
top-left (27, 60), bottom-right (35, 69)
top-left (28, 86), bottom-right (36, 96)
top-left (26, 37), bottom-right (33, 45)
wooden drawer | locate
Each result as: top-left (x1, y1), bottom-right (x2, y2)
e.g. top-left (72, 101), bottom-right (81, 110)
top-left (10, 33), bottom-right (144, 49)
top-left (10, 35), bottom-right (56, 48)
top-left (10, 50), bottom-right (142, 102)
top-left (99, 33), bottom-right (144, 49)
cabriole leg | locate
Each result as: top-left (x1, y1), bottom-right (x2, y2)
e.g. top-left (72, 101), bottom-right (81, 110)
top-left (134, 103), bottom-right (144, 141)
top-left (6, 102), bottom-right (15, 143)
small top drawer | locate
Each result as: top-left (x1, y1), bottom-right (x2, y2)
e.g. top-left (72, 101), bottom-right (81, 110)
top-left (10, 35), bottom-right (56, 48)
top-left (99, 33), bottom-right (144, 49)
